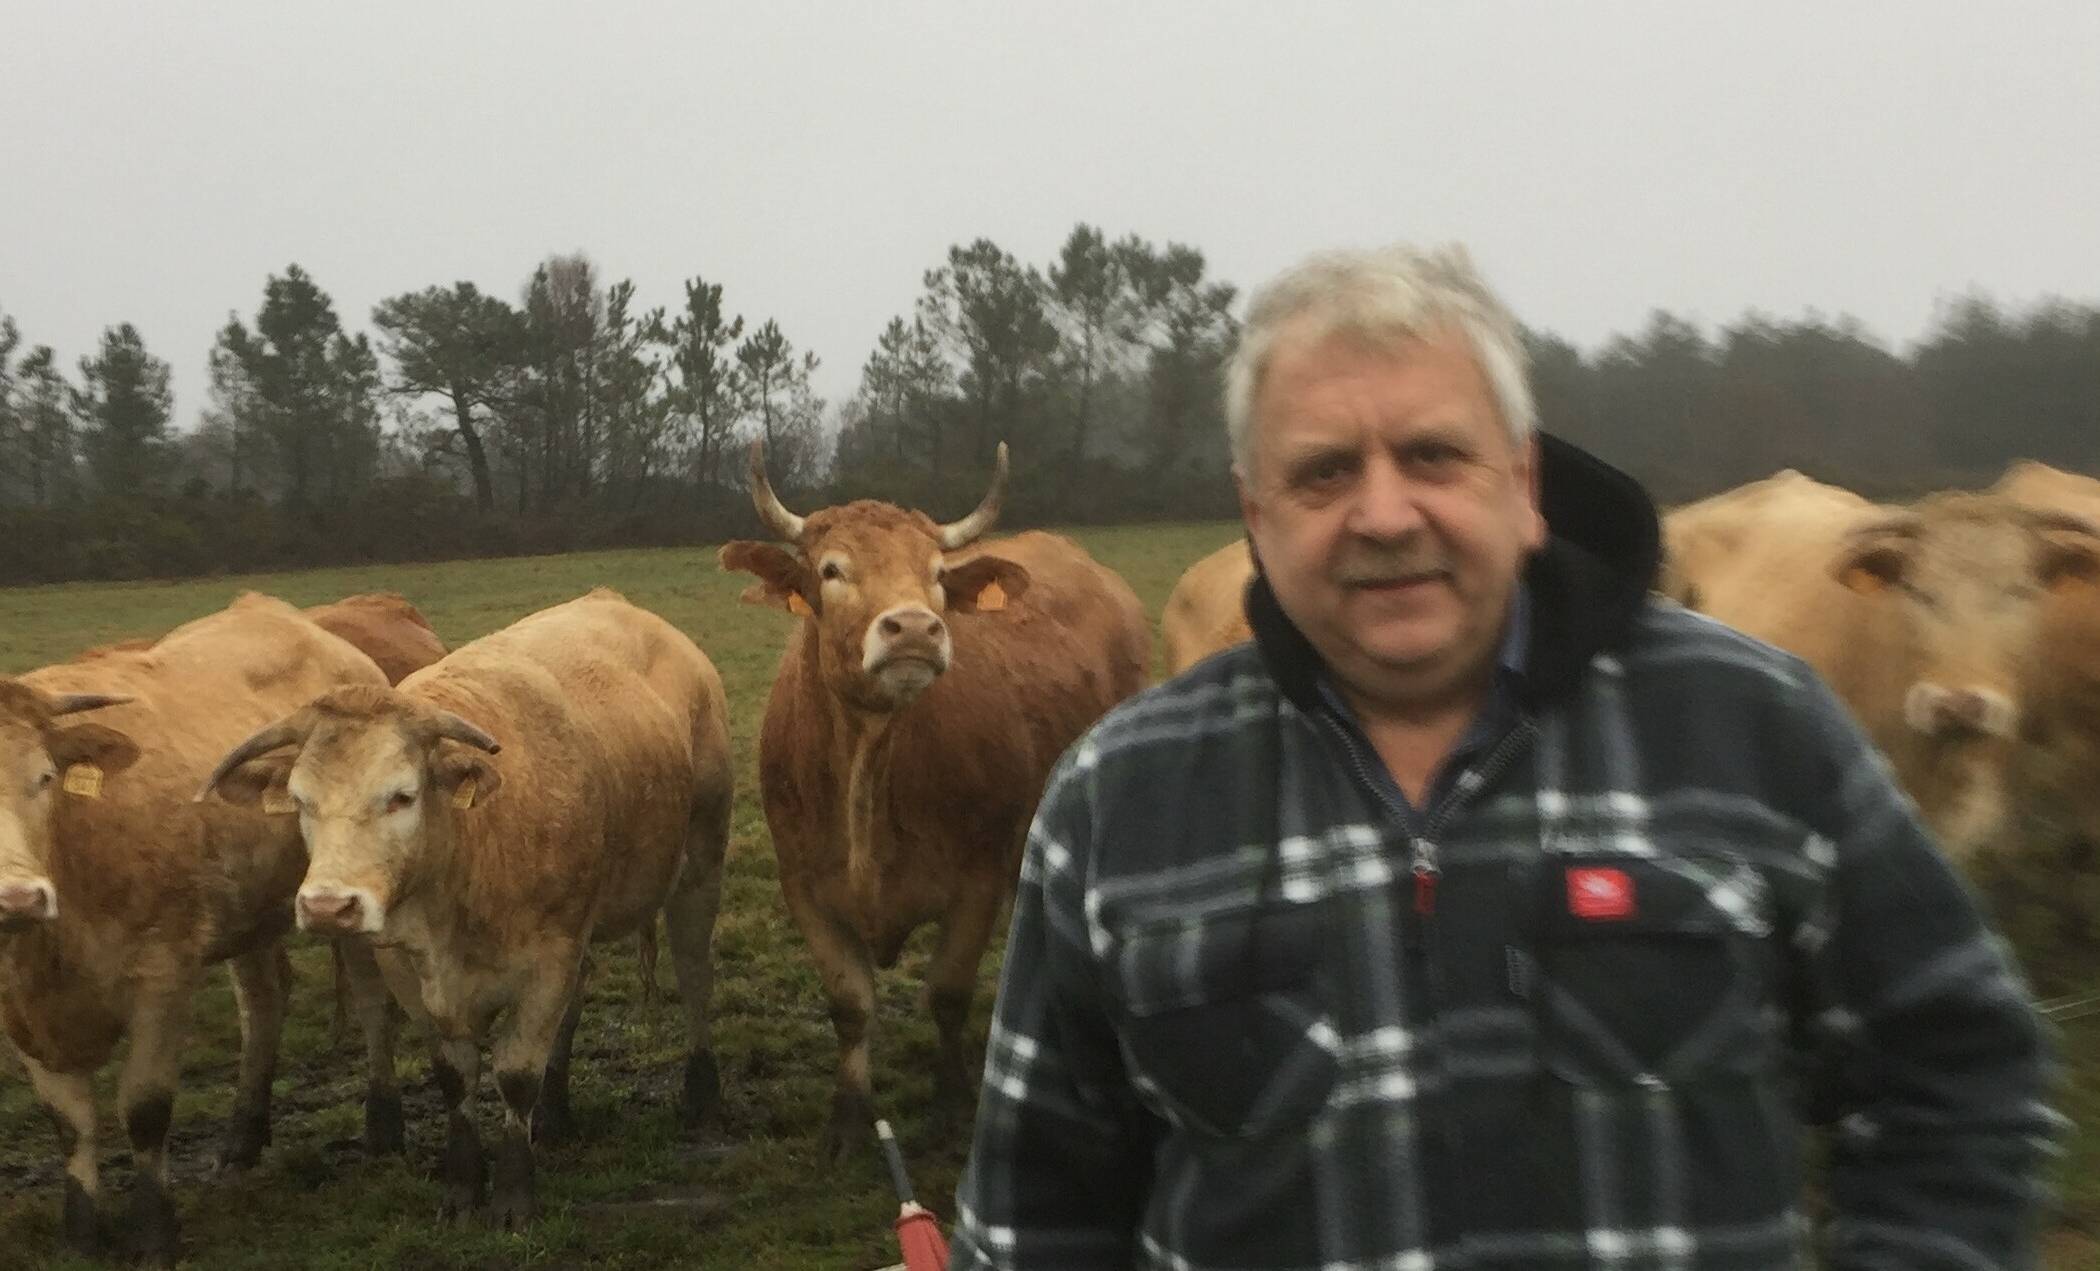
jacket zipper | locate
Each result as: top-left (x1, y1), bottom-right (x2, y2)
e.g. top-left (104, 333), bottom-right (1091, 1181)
top-left (1319, 714), bottom-right (1539, 929)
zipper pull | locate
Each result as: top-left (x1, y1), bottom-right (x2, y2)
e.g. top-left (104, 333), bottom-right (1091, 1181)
top-left (1411, 837), bottom-right (1441, 917)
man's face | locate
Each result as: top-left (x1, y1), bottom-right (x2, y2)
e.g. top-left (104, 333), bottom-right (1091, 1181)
top-left (1237, 323), bottom-right (1544, 709)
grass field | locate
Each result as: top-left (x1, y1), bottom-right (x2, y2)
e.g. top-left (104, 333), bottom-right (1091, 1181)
top-left (1, 522), bottom-right (2096, 1269)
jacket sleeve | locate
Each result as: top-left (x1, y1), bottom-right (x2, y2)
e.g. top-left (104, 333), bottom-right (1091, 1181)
top-left (949, 745), bottom-right (1161, 1270)
top-left (1790, 677), bottom-right (2065, 1270)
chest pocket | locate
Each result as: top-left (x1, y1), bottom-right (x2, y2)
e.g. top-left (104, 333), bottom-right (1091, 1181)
top-left (1109, 899), bottom-right (1342, 1140)
top-left (1524, 854), bottom-right (1777, 1087)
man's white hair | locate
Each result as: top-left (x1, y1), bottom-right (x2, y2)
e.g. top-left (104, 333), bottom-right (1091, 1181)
top-left (1223, 243), bottom-right (1536, 473)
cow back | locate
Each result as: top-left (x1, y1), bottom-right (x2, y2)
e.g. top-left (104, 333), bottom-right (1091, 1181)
top-left (19, 592), bottom-right (388, 948)
top-left (398, 589), bottom-right (724, 938)
top-left (305, 593), bottom-right (448, 685)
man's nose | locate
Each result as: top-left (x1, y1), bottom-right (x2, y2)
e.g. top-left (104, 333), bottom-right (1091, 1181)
top-left (1344, 457), bottom-right (1423, 539)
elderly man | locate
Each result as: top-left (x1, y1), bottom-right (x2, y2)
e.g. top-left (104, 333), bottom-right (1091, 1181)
top-left (948, 245), bottom-right (2057, 1269)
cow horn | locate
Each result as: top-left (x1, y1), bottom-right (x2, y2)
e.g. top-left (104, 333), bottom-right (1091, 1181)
top-left (194, 710), bottom-right (313, 803)
top-left (423, 711), bottom-right (501, 754)
top-left (1845, 512), bottom-right (1922, 543)
top-left (2025, 508), bottom-right (2100, 539)
top-left (747, 440), bottom-right (806, 542)
top-left (46, 693), bottom-right (132, 717)
top-left (936, 442), bottom-right (1010, 551)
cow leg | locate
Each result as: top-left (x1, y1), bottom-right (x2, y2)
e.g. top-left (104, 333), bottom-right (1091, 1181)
top-left (663, 795), bottom-right (730, 1136)
top-left (433, 1037), bottom-right (486, 1225)
top-left (532, 968), bottom-right (587, 1146)
top-left (925, 890), bottom-right (1002, 1121)
top-left (215, 943), bottom-right (287, 1171)
top-left (118, 989), bottom-right (193, 1266)
top-left (22, 1055), bottom-right (101, 1254)
top-left (488, 962), bottom-right (579, 1231)
top-left (786, 893), bottom-right (878, 1164)
top-left (636, 916), bottom-right (661, 1006)
top-left (339, 939), bottom-right (406, 1155)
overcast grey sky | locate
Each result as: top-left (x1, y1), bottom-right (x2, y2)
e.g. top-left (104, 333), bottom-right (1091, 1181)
top-left (3, 1), bottom-right (2096, 427)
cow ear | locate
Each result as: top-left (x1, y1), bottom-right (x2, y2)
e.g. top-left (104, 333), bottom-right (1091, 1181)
top-left (1834, 542), bottom-right (1907, 594)
top-left (433, 751), bottom-right (503, 809)
top-left (942, 555), bottom-right (1032, 614)
top-left (48, 723), bottom-right (141, 777)
top-left (720, 541), bottom-right (815, 614)
top-left (214, 755), bottom-right (295, 809)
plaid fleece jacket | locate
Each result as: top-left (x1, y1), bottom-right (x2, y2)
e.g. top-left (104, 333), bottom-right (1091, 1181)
top-left (949, 438), bottom-right (2059, 1270)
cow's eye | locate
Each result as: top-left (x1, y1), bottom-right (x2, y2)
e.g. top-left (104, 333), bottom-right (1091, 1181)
top-left (386, 791), bottom-right (417, 813)
top-left (34, 770), bottom-right (55, 792)
top-left (820, 562), bottom-right (844, 582)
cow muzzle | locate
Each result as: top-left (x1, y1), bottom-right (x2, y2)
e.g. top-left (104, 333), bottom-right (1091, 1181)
top-left (863, 607), bottom-right (952, 701)
top-left (0, 878), bottom-right (57, 929)
top-left (296, 885), bottom-right (384, 936)
top-left (1904, 682), bottom-right (2017, 740)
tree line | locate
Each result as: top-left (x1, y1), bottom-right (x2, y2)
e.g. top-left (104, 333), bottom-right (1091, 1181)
top-left (2, 228), bottom-right (2096, 586)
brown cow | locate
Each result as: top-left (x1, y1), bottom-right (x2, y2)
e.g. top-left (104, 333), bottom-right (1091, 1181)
top-left (721, 442), bottom-right (1150, 1160)
top-left (0, 593), bottom-right (388, 1263)
top-left (303, 593), bottom-right (449, 686)
top-left (1664, 474), bottom-right (2100, 858)
top-left (297, 595), bottom-right (455, 1037)
top-left (200, 588), bottom-right (733, 1228)
top-left (1161, 538), bottom-right (1254, 675)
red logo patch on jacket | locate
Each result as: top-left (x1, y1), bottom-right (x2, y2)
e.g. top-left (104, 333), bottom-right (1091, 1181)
top-left (1567, 867), bottom-right (1636, 921)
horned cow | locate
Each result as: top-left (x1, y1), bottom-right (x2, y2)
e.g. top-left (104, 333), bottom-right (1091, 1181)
top-left (721, 442), bottom-right (1151, 1160)
top-left (200, 588), bottom-right (733, 1228)
top-left (0, 593), bottom-right (390, 1264)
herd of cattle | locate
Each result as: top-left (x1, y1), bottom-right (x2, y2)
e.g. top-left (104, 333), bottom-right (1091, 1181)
top-left (2, 445), bottom-right (2097, 1263)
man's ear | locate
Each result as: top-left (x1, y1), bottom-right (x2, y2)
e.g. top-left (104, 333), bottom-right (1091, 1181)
top-left (1522, 436), bottom-right (1546, 550)
top-left (48, 723), bottom-right (141, 777)
top-left (213, 754), bottom-right (295, 809)
top-left (432, 750), bottom-right (503, 809)
top-left (720, 541), bottom-right (815, 614)
top-left (942, 555), bottom-right (1032, 614)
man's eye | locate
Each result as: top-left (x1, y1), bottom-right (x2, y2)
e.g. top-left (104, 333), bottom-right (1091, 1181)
top-left (1295, 458), bottom-right (1354, 487)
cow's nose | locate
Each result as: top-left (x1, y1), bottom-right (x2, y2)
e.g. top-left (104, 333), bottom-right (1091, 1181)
top-left (297, 891), bottom-right (362, 931)
top-left (877, 610), bottom-right (944, 642)
top-left (0, 882), bottom-right (55, 921)
top-left (1907, 683), bottom-right (2016, 738)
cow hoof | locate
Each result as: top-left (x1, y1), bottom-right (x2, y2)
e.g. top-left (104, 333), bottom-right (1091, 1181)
top-left (821, 1089), bottom-right (876, 1166)
top-left (438, 1186), bottom-right (483, 1227)
top-left (213, 1129), bottom-right (269, 1175)
top-left (126, 1181), bottom-right (180, 1267)
top-left (928, 1080), bottom-right (977, 1139)
top-left (488, 1187), bottom-right (537, 1232)
top-left (61, 1178), bottom-right (100, 1254)
top-left (678, 1048), bottom-right (723, 1139)
top-left (531, 1100), bottom-right (575, 1147)
top-left (489, 1131), bottom-right (536, 1230)
top-left (364, 1090), bottom-right (406, 1156)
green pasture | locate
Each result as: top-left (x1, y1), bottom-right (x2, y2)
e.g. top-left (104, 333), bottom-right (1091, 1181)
top-left (0, 522), bottom-right (2094, 1269)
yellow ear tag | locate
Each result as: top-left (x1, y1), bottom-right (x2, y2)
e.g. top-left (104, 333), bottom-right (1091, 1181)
top-left (62, 764), bottom-right (105, 799)
top-left (787, 593), bottom-right (813, 617)
top-left (262, 789), bottom-right (298, 816)
top-left (974, 581), bottom-right (1008, 613)
top-left (452, 779), bottom-right (477, 810)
